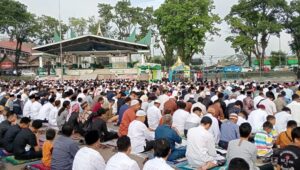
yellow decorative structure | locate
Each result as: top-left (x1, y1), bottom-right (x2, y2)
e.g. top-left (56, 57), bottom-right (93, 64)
top-left (169, 57), bottom-right (190, 81)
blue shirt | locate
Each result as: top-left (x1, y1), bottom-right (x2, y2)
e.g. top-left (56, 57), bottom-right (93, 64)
top-left (117, 104), bottom-right (129, 125)
top-left (51, 135), bottom-right (80, 170)
top-left (220, 120), bottom-right (240, 142)
top-left (155, 125), bottom-right (182, 151)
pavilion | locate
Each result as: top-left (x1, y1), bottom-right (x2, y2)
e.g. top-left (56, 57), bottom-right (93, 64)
top-left (33, 35), bottom-right (150, 79)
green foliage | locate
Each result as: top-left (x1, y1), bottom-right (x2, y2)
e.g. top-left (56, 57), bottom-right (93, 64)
top-left (87, 16), bottom-right (100, 35)
top-left (285, 1), bottom-right (300, 78)
top-left (154, 0), bottom-right (220, 65)
top-left (270, 51), bottom-right (287, 68)
top-left (36, 15), bottom-right (68, 44)
top-left (69, 17), bottom-right (88, 36)
top-left (225, 0), bottom-right (287, 69)
top-left (137, 7), bottom-right (155, 39)
top-left (149, 55), bottom-right (175, 67)
top-left (0, 0), bottom-right (39, 70)
top-left (286, 0), bottom-right (300, 67)
top-left (98, 1), bottom-right (155, 40)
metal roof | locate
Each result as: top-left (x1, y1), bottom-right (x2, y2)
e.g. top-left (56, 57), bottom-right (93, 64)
top-left (33, 35), bottom-right (149, 55)
top-left (0, 41), bottom-right (33, 53)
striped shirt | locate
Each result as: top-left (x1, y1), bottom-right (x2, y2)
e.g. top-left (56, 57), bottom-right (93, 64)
top-left (254, 130), bottom-right (273, 157)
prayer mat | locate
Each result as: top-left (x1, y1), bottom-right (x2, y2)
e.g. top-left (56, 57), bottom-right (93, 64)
top-left (29, 163), bottom-right (50, 170)
top-left (175, 162), bottom-right (228, 170)
top-left (133, 150), bottom-right (154, 159)
top-left (175, 161), bottom-right (193, 170)
top-left (4, 156), bottom-right (40, 165)
top-left (0, 149), bottom-right (12, 158)
top-left (167, 157), bottom-right (188, 168)
top-left (101, 139), bottom-right (118, 147)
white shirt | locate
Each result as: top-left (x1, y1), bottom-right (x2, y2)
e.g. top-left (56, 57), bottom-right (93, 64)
top-left (112, 97), bottom-right (118, 115)
top-left (191, 102), bottom-right (207, 114)
top-left (211, 95), bottom-right (218, 103)
top-left (184, 93), bottom-right (192, 102)
top-left (185, 113), bottom-right (201, 130)
top-left (237, 116), bottom-right (248, 126)
top-left (283, 88), bottom-right (293, 101)
top-left (59, 98), bottom-right (71, 110)
top-left (36, 102), bottom-right (54, 120)
top-left (260, 98), bottom-right (277, 115)
top-left (186, 126), bottom-right (217, 168)
top-left (275, 111), bottom-right (293, 133)
top-left (141, 102), bottom-right (149, 112)
top-left (128, 120), bottom-right (154, 154)
top-left (158, 94), bottom-right (169, 111)
top-left (237, 94), bottom-right (247, 102)
top-left (248, 109), bottom-right (268, 133)
top-left (253, 96), bottom-right (265, 109)
top-left (105, 152), bottom-right (140, 170)
top-left (204, 113), bottom-right (220, 143)
top-left (0, 115), bottom-right (5, 123)
top-left (143, 157), bottom-right (174, 170)
top-left (225, 99), bottom-right (237, 107)
top-left (21, 93), bottom-right (28, 103)
top-left (77, 93), bottom-right (86, 101)
top-left (147, 105), bottom-right (162, 130)
top-left (172, 109), bottom-right (190, 135)
top-left (30, 101), bottom-right (42, 120)
top-left (48, 107), bottom-right (59, 128)
top-left (72, 147), bottom-right (106, 170)
top-left (23, 100), bottom-right (32, 117)
top-left (287, 101), bottom-right (300, 126)
top-left (263, 88), bottom-right (269, 96)
top-left (29, 90), bottom-right (38, 96)
top-left (56, 92), bottom-right (62, 100)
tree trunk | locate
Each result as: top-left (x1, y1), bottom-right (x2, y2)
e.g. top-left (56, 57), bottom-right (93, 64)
top-left (261, 34), bottom-right (268, 71)
top-left (248, 54), bottom-right (252, 67)
top-left (260, 51), bottom-right (265, 72)
top-left (297, 50), bottom-right (300, 79)
top-left (15, 39), bottom-right (23, 72)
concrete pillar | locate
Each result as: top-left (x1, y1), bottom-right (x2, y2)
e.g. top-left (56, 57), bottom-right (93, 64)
top-left (39, 56), bottom-right (43, 68)
top-left (78, 56), bottom-right (81, 68)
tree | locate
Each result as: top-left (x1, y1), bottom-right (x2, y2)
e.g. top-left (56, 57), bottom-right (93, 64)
top-left (226, 32), bottom-right (255, 67)
top-left (69, 17), bottom-right (88, 36)
top-left (0, 0), bottom-right (39, 71)
top-left (270, 51), bottom-right (287, 68)
top-left (97, 3), bottom-right (114, 37)
top-left (153, 34), bottom-right (176, 67)
top-left (87, 16), bottom-right (100, 35)
top-left (226, 0), bottom-right (287, 70)
top-left (286, 0), bottom-right (300, 77)
top-left (154, 0), bottom-right (220, 65)
top-left (98, 1), bottom-right (154, 40)
top-left (137, 6), bottom-right (155, 39)
top-left (36, 15), bottom-right (68, 44)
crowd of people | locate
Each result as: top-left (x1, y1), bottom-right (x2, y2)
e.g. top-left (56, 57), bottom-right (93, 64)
top-left (0, 79), bottom-right (300, 170)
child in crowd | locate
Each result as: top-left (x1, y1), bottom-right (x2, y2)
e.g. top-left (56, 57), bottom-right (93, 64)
top-left (266, 115), bottom-right (278, 140)
top-left (254, 121), bottom-right (274, 157)
top-left (42, 129), bottom-right (56, 168)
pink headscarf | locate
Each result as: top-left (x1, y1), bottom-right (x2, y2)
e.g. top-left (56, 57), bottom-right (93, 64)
top-left (71, 103), bottom-right (80, 113)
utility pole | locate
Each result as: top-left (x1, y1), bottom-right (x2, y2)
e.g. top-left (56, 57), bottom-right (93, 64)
top-left (279, 34), bottom-right (282, 67)
top-left (59, 0), bottom-right (63, 82)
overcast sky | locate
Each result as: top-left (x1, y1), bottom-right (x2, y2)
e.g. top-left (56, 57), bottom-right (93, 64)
top-left (17, 0), bottom-right (292, 62)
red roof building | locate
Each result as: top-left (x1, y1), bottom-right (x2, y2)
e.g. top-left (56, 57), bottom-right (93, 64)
top-left (0, 41), bottom-right (36, 69)
top-left (0, 41), bottom-right (33, 53)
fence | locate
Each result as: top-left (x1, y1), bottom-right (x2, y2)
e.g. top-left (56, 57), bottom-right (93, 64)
top-left (202, 71), bottom-right (297, 82)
